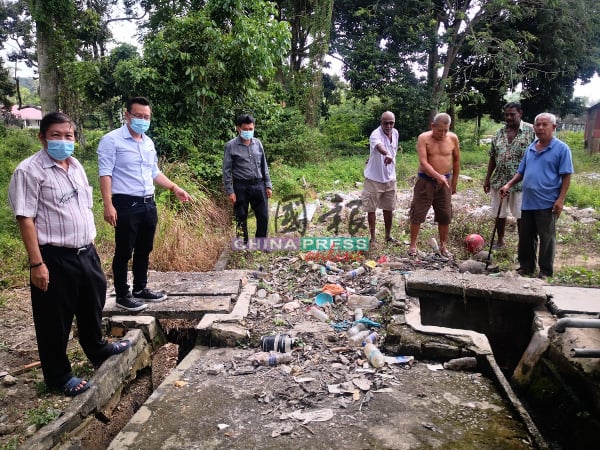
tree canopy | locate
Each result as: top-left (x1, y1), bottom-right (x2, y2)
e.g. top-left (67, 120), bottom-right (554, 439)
top-left (1, 0), bottom-right (599, 160)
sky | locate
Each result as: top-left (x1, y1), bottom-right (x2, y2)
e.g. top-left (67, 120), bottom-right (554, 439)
top-left (573, 74), bottom-right (600, 105)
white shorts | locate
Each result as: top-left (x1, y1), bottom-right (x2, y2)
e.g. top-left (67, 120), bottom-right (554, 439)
top-left (490, 188), bottom-right (522, 219)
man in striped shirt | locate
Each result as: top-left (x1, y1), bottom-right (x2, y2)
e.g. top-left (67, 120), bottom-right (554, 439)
top-left (9, 112), bottom-right (130, 396)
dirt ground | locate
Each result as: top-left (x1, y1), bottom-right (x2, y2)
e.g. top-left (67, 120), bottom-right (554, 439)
top-left (1, 186), bottom-right (599, 449)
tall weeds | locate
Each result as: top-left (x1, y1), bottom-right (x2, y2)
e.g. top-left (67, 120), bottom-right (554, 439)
top-left (152, 195), bottom-right (232, 272)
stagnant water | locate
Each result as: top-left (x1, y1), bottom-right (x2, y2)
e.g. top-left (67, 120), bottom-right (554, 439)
top-left (417, 294), bottom-right (598, 450)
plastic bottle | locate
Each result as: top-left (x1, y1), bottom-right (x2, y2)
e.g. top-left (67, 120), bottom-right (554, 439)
top-left (364, 332), bottom-right (379, 345)
top-left (347, 294), bottom-right (382, 310)
top-left (311, 264), bottom-right (327, 276)
top-left (261, 334), bottom-right (294, 353)
top-left (354, 308), bottom-right (364, 321)
top-left (344, 266), bottom-right (365, 279)
top-left (345, 322), bottom-right (367, 337)
top-left (430, 237), bottom-right (440, 255)
top-left (375, 287), bottom-right (391, 301)
top-left (348, 330), bottom-right (371, 347)
top-left (325, 261), bottom-right (343, 273)
top-left (363, 342), bottom-right (385, 368)
top-left (250, 352), bottom-right (293, 366)
top-left (308, 306), bottom-right (330, 322)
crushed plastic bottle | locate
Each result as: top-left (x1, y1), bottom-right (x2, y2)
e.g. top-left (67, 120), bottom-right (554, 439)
top-left (344, 266), bottom-right (365, 279)
top-left (363, 342), bottom-right (385, 368)
top-left (308, 306), bottom-right (330, 322)
top-left (348, 330), bottom-right (371, 347)
top-left (374, 287), bottom-right (391, 300)
top-left (354, 308), bottom-right (364, 321)
top-left (364, 332), bottom-right (378, 345)
top-left (345, 322), bottom-right (367, 337)
top-left (347, 294), bottom-right (382, 310)
top-left (325, 261), bottom-right (344, 273)
top-left (249, 351), bottom-right (293, 366)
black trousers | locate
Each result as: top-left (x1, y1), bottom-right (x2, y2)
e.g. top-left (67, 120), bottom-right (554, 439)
top-left (518, 208), bottom-right (556, 276)
top-left (112, 195), bottom-right (158, 297)
top-left (33, 245), bottom-right (107, 388)
top-left (233, 181), bottom-right (269, 242)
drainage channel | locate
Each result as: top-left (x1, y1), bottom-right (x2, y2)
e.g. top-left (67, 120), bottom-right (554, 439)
top-left (404, 272), bottom-right (599, 450)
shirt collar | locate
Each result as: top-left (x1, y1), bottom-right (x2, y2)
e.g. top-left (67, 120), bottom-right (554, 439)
top-left (40, 148), bottom-right (72, 169)
top-left (121, 124), bottom-right (145, 141)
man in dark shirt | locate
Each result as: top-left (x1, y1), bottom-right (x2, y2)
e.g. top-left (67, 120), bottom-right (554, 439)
top-left (222, 114), bottom-right (273, 244)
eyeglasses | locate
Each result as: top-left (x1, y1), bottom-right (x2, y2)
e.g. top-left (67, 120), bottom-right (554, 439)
top-left (130, 113), bottom-right (151, 120)
top-left (383, 121), bottom-right (395, 125)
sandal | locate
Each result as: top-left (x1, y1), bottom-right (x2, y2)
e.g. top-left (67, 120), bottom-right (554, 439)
top-left (63, 376), bottom-right (91, 397)
top-left (104, 339), bottom-right (131, 356)
top-left (408, 248), bottom-right (418, 257)
top-left (440, 248), bottom-right (453, 258)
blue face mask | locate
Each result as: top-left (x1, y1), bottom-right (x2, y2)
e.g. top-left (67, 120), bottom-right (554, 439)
top-left (240, 130), bottom-right (254, 140)
top-left (131, 118), bottom-right (151, 134)
top-left (47, 140), bottom-right (75, 161)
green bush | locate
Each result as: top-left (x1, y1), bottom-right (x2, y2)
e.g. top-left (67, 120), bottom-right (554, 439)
top-left (258, 108), bottom-right (322, 165)
top-left (0, 128), bottom-right (41, 288)
top-left (321, 100), bottom-right (372, 151)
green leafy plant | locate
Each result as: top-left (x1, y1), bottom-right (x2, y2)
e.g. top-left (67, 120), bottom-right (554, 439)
top-left (273, 318), bottom-right (286, 326)
top-left (0, 436), bottom-right (21, 450)
top-left (26, 402), bottom-right (61, 427)
top-left (553, 267), bottom-right (600, 287)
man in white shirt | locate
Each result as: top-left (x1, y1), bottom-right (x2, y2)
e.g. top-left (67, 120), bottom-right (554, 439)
top-left (98, 97), bottom-right (191, 311)
top-left (361, 111), bottom-right (399, 243)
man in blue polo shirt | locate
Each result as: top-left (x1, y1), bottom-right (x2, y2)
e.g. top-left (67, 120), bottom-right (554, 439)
top-left (500, 112), bottom-right (573, 279)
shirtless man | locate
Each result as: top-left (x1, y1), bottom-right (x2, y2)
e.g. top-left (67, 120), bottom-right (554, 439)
top-left (408, 113), bottom-right (461, 257)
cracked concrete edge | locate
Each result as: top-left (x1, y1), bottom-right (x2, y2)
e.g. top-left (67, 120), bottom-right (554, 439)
top-left (196, 283), bottom-right (257, 331)
top-left (404, 296), bottom-right (493, 355)
top-left (402, 287), bottom-right (548, 448)
top-left (22, 329), bottom-right (152, 450)
top-left (108, 315), bottom-right (167, 350)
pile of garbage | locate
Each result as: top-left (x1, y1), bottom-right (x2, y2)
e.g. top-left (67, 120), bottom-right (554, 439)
top-left (243, 252), bottom-right (470, 375)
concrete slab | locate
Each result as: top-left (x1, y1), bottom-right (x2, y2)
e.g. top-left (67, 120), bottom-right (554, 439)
top-left (406, 270), bottom-right (547, 305)
top-left (103, 271), bottom-right (247, 320)
top-left (23, 329), bottom-right (152, 450)
top-left (545, 285), bottom-right (600, 315)
top-left (103, 295), bottom-right (231, 320)
top-left (108, 346), bottom-right (534, 450)
top-left (143, 270), bottom-right (246, 296)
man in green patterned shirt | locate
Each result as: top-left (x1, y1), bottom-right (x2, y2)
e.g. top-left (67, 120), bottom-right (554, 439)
top-left (483, 102), bottom-right (535, 248)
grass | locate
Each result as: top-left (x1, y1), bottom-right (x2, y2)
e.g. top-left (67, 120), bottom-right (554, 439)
top-left (0, 437), bottom-right (20, 450)
top-left (553, 267), bottom-right (600, 286)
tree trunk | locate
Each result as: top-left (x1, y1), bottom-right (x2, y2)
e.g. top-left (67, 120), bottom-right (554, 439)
top-left (31, 0), bottom-right (59, 114)
top-left (305, 0), bottom-right (333, 128)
